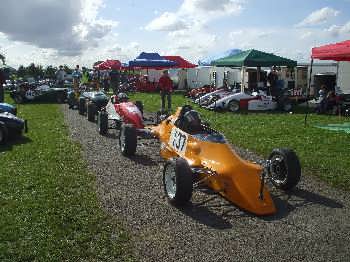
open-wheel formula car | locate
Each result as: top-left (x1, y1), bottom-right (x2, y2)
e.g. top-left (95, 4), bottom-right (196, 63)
top-left (10, 83), bottom-right (67, 104)
top-left (121, 105), bottom-right (301, 215)
top-left (97, 93), bottom-right (149, 155)
top-left (0, 112), bottom-right (28, 145)
top-left (206, 90), bottom-right (292, 112)
top-left (76, 91), bottom-right (109, 122)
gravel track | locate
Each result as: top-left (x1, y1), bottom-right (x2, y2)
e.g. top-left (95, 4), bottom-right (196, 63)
top-left (62, 104), bottom-right (350, 262)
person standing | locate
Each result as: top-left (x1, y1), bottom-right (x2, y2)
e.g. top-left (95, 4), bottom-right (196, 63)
top-left (177, 68), bottom-right (188, 90)
top-left (109, 68), bottom-right (120, 94)
top-left (81, 67), bottom-right (90, 87)
top-left (158, 70), bottom-right (173, 112)
top-left (267, 67), bottom-right (278, 96)
top-left (72, 65), bottom-right (82, 91)
top-left (102, 70), bottom-right (110, 93)
top-left (0, 69), bottom-right (5, 102)
top-left (55, 65), bottom-right (66, 88)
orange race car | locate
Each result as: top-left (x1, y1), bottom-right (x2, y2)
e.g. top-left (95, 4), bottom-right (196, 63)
top-left (119, 105), bottom-right (301, 215)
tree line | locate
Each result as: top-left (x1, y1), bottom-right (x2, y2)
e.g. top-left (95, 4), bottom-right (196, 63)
top-left (16, 64), bottom-right (73, 79)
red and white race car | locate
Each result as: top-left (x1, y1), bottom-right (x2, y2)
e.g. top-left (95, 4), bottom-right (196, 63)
top-left (206, 90), bottom-right (292, 112)
top-left (97, 93), bottom-right (148, 155)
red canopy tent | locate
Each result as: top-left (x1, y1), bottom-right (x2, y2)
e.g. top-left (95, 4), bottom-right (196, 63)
top-left (104, 59), bottom-right (121, 70)
top-left (162, 56), bottom-right (197, 68)
top-left (305, 39), bottom-right (350, 125)
top-left (94, 59), bottom-right (121, 70)
top-left (311, 40), bottom-right (350, 61)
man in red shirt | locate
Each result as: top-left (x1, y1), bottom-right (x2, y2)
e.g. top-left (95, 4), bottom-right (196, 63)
top-left (158, 70), bottom-right (173, 112)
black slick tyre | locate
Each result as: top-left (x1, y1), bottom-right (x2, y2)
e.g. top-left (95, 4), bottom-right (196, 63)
top-left (98, 111), bottom-right (108, 135)
top-left (163, 158), bottom-right (193, 206)
top-left (119, 124), bottom-right (137, 156)
top-left (78, 98), bottom-right (85, 115)
top-left (269, 148), bottom-right (301, 190)
top-left (228, 100), bottom-right (240, 112)
top-left (87, 102), bottom-right (96, 122)
top-left (0, 122), bottom-right (9, 145)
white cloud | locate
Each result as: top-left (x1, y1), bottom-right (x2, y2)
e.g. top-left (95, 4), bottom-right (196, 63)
top-left (145, 12), bottom-right (188, 31)
top-left (144, 0), bottom-right (244, 62)
top-left (0, 0), bottom-right (118, 56)
top-left (180, 0), bottom-right (243, 18)
top-left (325, 21), bottom-right (350, 37)
top-left (297, 7), bottom-right (339, 27)
top-left (146, 0), bottom-right (244, 32)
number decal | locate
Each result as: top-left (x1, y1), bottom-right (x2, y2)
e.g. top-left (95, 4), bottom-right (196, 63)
top-left (169, 127), bottom-right (188, 155)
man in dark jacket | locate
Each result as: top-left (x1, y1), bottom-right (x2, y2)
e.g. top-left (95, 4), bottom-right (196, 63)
top-left (158, 70), bottom-right (173, 112)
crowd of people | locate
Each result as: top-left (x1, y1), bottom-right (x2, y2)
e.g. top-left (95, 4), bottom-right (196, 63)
top-left (55, 65), bottom-right (175, 112)
top-left (55, 65), bottom-right (131, 94)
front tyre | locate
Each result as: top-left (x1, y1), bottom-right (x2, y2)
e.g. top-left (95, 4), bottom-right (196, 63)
top-left (98, 111), bottom-right (108, 135)
top-left (163, 158), bottom-right (193, 206)
top-left (269, 148), bottom-right (301, 190)
top-left (87, 102), bottom-right (96, 122)
top-left (78, 98), bottom-right (85, 115)
top-left (119, 124), bottom-right (137, 156)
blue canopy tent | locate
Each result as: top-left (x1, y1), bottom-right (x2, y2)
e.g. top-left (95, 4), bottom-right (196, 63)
top-left (129, 52), bottom-right (177, 68)
top-left (198, 49), bottom-right (242, 66)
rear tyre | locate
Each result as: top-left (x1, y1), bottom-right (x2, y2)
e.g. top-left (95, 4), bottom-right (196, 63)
top-left (119, 124), bottom-right (137, 156)
top-left (87, 102), bottom-right (96, 122)
top-left (163, 158), bottom-right (193, 206)
top-left (0, 122), bottom-right (9, 145)
top-left (269, 148), bottom-right (301, 190)
top-left (227, 100), bottom-right (240, 112)
top-left (98, 111), bottom-right (108, 135)
top-left (78, 98), bottom-right (85, 115)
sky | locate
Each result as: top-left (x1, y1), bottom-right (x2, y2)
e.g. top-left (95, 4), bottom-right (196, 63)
top-left (0, 0), bottom-right (350, 68)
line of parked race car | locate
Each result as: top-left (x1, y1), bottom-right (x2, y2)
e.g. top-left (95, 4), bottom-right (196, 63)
top-left (187, 84), bottom-right (297, 112)
top-left (66, 88), bottom-right (302, 216)
top-left (1, 85), bottom-right (303, 216)
top-left (187, 83), bottom-right (350, 115)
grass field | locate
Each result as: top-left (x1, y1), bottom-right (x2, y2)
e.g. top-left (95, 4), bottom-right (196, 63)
top-left (0, 94), bottom-right (132, 261)
top-left (129, 92), bottom-right (350, 191)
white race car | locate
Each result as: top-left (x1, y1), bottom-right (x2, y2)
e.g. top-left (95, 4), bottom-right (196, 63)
top-left (194, 87), bottom-right (240, 107)
top-left (206, 90), bottom-right (292, 112)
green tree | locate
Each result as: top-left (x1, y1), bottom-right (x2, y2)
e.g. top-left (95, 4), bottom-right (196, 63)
top-left (45, 65), bottom-right (57, 79)
top-left (17, 65), bottom-right (26, 78)
top-left (63, 64), bottom-right (73, 74)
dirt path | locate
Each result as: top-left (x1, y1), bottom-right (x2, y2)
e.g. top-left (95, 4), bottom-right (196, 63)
top-left (62, 104), bottom-right (350, 262)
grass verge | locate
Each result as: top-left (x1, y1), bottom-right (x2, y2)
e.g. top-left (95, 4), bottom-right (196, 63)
top-left (0, 94), bottom-right (132, 261)
top-left (129, 92), bottom-right (350, 191)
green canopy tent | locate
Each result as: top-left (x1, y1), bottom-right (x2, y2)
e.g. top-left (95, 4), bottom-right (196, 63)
top-left (212, 49), bottom-right (297, 67)
top-left (212, 49), bottom-right (297, 91)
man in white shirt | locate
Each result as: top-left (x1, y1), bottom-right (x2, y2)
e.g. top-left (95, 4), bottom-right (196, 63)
top-left (55, 65), bottom-right (66, 88)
